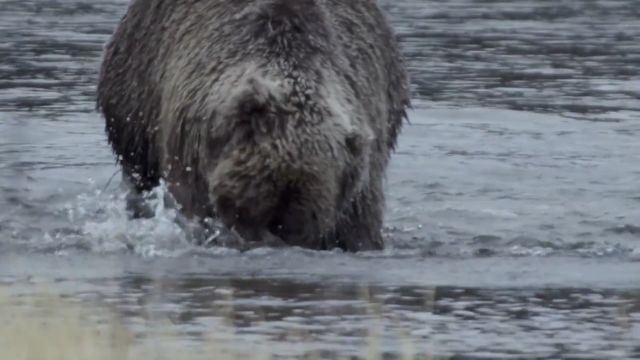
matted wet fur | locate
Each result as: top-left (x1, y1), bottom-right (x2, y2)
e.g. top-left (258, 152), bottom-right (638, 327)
top-left (96, 0), bottom-right (410, 251)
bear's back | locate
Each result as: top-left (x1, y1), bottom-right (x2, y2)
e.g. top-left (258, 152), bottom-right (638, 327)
top-left (97, 0), bottom-right (409, 202)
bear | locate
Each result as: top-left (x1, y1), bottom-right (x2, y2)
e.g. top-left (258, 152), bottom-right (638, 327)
top-left (96, 0), bottom-right (410, 252)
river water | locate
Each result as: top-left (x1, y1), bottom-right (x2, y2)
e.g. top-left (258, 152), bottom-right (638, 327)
top-left (1, 0), bottom-right (639, 358)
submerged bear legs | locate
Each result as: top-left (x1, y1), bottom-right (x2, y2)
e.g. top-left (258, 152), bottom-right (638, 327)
top-left (331, 179), bottom-right (385, 252)
top-left (121, 171), bottom-right (155, 219)
top-left (119, 167), bottom-right (385, 252)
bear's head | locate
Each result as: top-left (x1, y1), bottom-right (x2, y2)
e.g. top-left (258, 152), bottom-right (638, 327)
top-left (204, 73), bottom-right (374, 249)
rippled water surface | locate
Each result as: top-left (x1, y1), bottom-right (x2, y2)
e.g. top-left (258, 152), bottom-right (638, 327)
top-left (1, 0), bottom-right (640, 358)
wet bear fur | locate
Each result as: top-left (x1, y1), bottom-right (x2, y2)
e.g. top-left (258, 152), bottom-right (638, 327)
top-left (96, 0), bottom-right (410, 251)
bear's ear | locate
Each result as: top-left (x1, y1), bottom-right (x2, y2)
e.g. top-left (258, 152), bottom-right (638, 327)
top-left (237, 97), bottom-right (274, 136)
top-left (236, 89), bottom-right (269, 123)
top-left (228, 77), bottom-right (279, 115)
top-left (224, 76), bottom-right (291, 136)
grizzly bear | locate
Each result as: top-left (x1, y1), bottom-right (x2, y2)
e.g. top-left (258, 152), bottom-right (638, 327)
top-left (96, 0), bottom-right (410, 251)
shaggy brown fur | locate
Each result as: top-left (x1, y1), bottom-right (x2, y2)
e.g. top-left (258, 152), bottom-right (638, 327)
top-left (96, 0), bottom-right (410, 251)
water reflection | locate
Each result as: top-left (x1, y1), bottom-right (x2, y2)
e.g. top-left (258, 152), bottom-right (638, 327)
top-left (11, 276), bottom-right (622, 359)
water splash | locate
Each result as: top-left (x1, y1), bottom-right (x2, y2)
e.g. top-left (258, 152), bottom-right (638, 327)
top-left (54, 182), bottom-right (191, 257)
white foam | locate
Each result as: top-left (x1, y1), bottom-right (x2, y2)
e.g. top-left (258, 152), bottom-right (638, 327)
top-left (67, 182), bottom-right (195, 258)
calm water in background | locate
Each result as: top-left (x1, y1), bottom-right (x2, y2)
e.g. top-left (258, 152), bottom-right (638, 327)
top-left (1, 0), bottom-right (640, 358)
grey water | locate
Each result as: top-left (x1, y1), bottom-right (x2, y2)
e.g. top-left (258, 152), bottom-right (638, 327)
top-left (1, 0), bottom-right (640, 358)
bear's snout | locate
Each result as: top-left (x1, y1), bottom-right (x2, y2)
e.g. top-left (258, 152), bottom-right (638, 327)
top-left (209, 147), bottom-right (340, 249)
